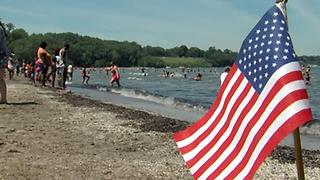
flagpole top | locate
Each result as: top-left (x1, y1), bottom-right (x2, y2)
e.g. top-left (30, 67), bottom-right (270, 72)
top-left (276, 0), bottom-right (288, 3)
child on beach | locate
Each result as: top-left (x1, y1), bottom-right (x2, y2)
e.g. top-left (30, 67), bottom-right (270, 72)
top-left (81, 67), bottom-right (90, 85)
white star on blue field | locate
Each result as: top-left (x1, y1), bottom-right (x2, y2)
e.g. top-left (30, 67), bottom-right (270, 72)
top-left (0, 0), bottom-right (319, 55)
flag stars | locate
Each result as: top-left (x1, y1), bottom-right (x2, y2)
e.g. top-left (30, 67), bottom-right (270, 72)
top-left (265, 73), bottom-right (269, 77)
top-left (273, 19), bottom-right (278, 23)
top-left (259, 50), bottom-right (263, 54)
top-left (280, 27), bottom-right (284, 31)
top-left (265, 64), bottom-right (269, 69)
top-left (254, 69), bottom-right (257, 73)
top-left (265, 20), bottom-right (269, 25)
top-left (254, 44), bottom-right (258, 49)
top-left (259, 58), bottom-right (262, 63)
top-left (243, 49), bottom-right (246, 54)
top-left (272, 63), bottom-right (277, 67)
top-left (270, 34), bottom-right (274, 38)
top-left (287, 36), bottom-right (290, 40)
top-left (259, 67), bottom-right (262, 71)
top-left (293, 53), bottom-right (296, 57)
top-left (273, 12), bottom-right (279, 16)
top-left (249, 63), bottom-right (252, 67)
top-left (283, 56), bottom-right (288, 60)
top-left (266, 56), bottom-right (269, 61)
top-left (275, 47), bottom-right (279, 52)
top-left (278, 33), bottom-right (283, 38)
top-left (271, 26), bottom-right (276, 31)
top-left (261, 42), bottom-right (265, 47)
top-left (239, 60), bottom-right (242, 64)
top-left (264, 28), bottom-right (268, 32)
top-left (249, 71), bottom-right (252, 76)
top-left (253, 60), bottom-right (257, 65)
top-left (276, 40), bottom-right (281, 45)
top-left (256, 29), bottom-right (261, 34)
top-left (281, 20), bottom-right (285, 24)
top-left (253, 52), bottom-right (257, 56)
top-left (248, 46), bottom-right (252, 51)
top-left (249, 39), bottom-right (253, 43)
top-left (262, 35), bottom-right (266, 39)
top-left (267, 48), bottom-right (271, 53)
top-left (285, 42), bottom-right (290, 46)
top-left (259, 75), bottom-right (262, 80)
top-left (284, 49), bottom-right (289, 53)
top-left (255, 37), bottom-right (259, 41)
top-left (274, 55), bottom-right (278, 60)
top-left (268, 41), bottom-right (272, 45)
top-left (244, 65), bottom-right (247, 69)
top-left (259, 84), bottom-right (262, 89)
top-left (254, 77), bottom-right (257, 82)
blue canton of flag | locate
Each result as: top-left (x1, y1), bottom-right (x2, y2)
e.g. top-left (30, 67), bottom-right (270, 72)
top-left (235, 5), bottom-right (296, 93)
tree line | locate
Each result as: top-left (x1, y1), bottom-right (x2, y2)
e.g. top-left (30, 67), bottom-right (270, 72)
top-left (4, 22), bottom-right (319, 68)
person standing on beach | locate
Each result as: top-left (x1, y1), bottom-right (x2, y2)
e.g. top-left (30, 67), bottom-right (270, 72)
top-left (7, 54), bottom-right (16, 80)
top-left (0, 20), bottom-right (9, 104)
top-left (67, 64), bottom-right (73, 83)
top-left (59, 43), bottom-right (70, 89)
top-left (105, 61), bottom-right (120, 87)
top-left (37, 41), bottom-right (51, 87)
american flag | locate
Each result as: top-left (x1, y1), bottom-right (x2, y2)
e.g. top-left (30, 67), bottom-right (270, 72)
top-left (173, 5), bottom-right (313, 180)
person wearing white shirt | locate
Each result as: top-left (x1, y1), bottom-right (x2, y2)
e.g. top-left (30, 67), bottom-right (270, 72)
top-left (220, 67), bottom-right (230, 85)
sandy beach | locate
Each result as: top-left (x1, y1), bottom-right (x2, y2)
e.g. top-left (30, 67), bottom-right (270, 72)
top-left (0, 78), bottom-right (319, 179)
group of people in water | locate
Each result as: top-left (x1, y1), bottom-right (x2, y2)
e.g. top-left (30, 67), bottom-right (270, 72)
top-left (302, 64), bottom-right (312, 85)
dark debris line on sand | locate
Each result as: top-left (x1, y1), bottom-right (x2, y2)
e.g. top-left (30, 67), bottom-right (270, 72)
top-left (60, 92), bottom-right (189, 133)
top-left (58, 85), bottom-right (320, 168)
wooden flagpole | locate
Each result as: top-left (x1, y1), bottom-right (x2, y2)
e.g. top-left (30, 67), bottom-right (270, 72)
top-left (293, 128), bottom-right (305, 180)
top-left (276, 0), bottom-right (305, 179)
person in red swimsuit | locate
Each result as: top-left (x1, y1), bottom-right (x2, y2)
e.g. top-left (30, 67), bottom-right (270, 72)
top-left (105, 61), bottom-right (120, 87)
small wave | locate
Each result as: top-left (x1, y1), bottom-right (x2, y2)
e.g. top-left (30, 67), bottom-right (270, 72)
top-left (132, 73), bottom-right (148, 76)
top-left (109, 87), bottom-right (206, 113)
top-left (127, 77), bottom-right (142, 81)
top-left (300, 119), bottom-right (320, 136)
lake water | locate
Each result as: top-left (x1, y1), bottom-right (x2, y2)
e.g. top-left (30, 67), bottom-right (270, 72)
top-left (68, 66), bottom-right (320, 150)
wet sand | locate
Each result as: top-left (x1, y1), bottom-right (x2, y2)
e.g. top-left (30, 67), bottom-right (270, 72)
top-left (0, 78), bottom-right (319, 179)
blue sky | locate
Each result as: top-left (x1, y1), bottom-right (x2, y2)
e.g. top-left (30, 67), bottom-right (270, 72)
top-left (1, 0), bottom-right (319, 55)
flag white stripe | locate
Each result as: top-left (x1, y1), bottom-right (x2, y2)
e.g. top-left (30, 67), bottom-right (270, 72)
top-left (235, 99), bottom-right (310, 179)
top-left (214, 80), bottom-right (306, 179)
top-left (177, 69), bottom-right (242, 148)
top-left (184, 77), bottom-right (249, 162)
top-left (189, 83), bottom-right (254, 173)
top-left (197, 62), bottom-right (303, 179)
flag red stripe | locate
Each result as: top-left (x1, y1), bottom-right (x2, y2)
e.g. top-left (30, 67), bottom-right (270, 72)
top-left (192, 70), bottom-right (304, 178)
top-left (192, 89), bottom-right (258, 179)
top-left (243, 109), bottom-right (312, 179)
top-left (179, 74), bottom-right (245, 155)
top-left (173, 66), bottom-right (237, 142)
top-left (214, 89), bottom-right (309, 179)
top-left (186, 82), bottom-right (251, 167)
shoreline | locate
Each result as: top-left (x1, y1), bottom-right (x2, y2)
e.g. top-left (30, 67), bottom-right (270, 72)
top-left (0, 78), bottom-right (319, 179)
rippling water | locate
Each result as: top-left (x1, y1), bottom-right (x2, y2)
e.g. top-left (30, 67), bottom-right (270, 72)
top-left (71, 66), bottom-right (319, 117)
top-left (68, 65), bottom-right (320, 140)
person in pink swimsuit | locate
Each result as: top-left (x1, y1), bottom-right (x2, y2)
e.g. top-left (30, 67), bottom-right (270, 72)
top-left (105, 61), bottom-right (120, 87)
